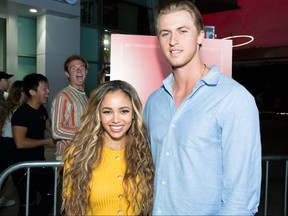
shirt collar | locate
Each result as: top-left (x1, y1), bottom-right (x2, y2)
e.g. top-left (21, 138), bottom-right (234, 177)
top-left (163, 65), bottom-right (222, 93)
top-left (68, 84), bottom-right (86, 95)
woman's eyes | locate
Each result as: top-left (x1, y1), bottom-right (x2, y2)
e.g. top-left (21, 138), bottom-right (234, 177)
top-left (102, 110), bottom-right (111, 114)
top-left (102, 109), bottom-right (130, 114)
top-left (120, 109), bottom-right (130, 114)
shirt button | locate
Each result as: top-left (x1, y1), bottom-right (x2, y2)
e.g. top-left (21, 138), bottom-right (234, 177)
top-left (170, 123), bottom-right (175, 127)
top-left (118, 194), bottom-right (123, 200)
top-left (157, 209), bottom-right (162, 214)
top-left (118, 210), bottom-right (123, 215)
top-left (115, 156), bottom-right (120, 160)
top-left (166, 152), bottom-right (170, 156)
top-left (161, 181), bottom-right (166, 185)
top-left (117, 175), bottom-right (123, 180)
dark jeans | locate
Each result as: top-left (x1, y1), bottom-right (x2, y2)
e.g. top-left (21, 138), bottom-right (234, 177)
top-left (0, 137), bottom-right (17, 191)
top-left (12, 166), bottom-right (54, 216)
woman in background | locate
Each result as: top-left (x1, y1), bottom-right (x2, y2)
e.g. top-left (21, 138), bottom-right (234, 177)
top-left (0, 80), bottom-right (26, 170)
top-left (62, 80), bottom-right (154, 215)
top-left (0, 80), bottom-right (26, 187)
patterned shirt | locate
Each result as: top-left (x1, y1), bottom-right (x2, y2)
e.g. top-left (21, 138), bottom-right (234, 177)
top-left (51, 85), bottom-right (88, 156)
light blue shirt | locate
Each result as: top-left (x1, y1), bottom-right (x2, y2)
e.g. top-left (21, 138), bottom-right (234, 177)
top-left (143, 66), bottom-right (261, 215)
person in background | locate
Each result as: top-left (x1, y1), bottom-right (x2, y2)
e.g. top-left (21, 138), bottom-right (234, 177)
top-left (51, 55), bottom-right (88, 161)
top-left (11, 73), bottom-right (55, 216)
top-left (143, 0), bottom-right (261, 215)
top-left (0, 71), bottom-right (16, 208)
top-left (99, 66), bottom-right (110, 84)
top-left (51, 55), bottom-right (89, 215)
top-left (62, 80), bottom-right (154, 215)
top-left (0, 71), bottom-right (13, 115)
top-left (0, 81), bottom-right (27, 184)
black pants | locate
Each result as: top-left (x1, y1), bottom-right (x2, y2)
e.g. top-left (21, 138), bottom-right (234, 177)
top-left (12, 166), bottom-right (54, 216)
top-left (0, 137), bottom-right (17, 190)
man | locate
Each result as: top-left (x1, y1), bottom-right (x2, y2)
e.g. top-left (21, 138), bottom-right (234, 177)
top-left (51, 55), bottom-right (88, 160)
top-left (143, 1), bottom-right (261, 215)
top-left (0, 71), bottom-right (15, 208)
top-left (11, 73), bottom-right (55, 216)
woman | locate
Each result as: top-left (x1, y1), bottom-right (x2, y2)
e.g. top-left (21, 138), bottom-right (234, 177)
top-left (62, 80), bottom-right (154, 215)
top-left (0, 80), bottom-right (26, 168)
top-left (0, 80), bottom-right (26, 185)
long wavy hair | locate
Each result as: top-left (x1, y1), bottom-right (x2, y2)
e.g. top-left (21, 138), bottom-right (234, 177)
top-left (62, 80), bottom-right (154, 215)
top-left (0, 80), bottom-right (24, 125)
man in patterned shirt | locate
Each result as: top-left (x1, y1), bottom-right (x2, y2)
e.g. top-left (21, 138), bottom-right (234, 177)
top-left (50, 55), bottom-right (88, 160)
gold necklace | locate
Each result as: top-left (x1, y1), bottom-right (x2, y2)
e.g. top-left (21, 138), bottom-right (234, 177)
top-left (172, 63), bottom-right (207, 91)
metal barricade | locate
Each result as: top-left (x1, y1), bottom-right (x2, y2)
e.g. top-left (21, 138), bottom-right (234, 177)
top-left (0, 161), bottom-right (63, 216)
top-left (261, 155), bottom-right (288, 216)
top-left (1, 157), bottom-right (288, 216)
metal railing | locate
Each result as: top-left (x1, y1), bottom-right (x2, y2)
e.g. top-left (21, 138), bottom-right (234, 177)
top-left (261, 155), bottom-right (288, 216)
top-left (0, 161), bottom-right (63, 216)
top-left (0, 157), bottom-right (288, 216)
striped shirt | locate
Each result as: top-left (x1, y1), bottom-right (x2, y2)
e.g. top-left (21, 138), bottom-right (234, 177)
top-left (51, 85), bottom-right (88, 156)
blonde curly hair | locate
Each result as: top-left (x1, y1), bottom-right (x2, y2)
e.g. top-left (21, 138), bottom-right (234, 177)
top-left (62, 80), bottom-right (154, 215)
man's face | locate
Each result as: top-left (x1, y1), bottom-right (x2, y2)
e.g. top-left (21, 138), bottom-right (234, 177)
top-left (0, 78), bottom-right (11, 91)
top-left (65, 59), bottom-right (88, 90)
top-left (30, 81), bottom-right (50, 105)
top-left (157, 10), bottom-right (204, 69)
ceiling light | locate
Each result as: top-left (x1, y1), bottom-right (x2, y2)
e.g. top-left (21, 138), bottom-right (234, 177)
top-left (29, 8), bottom-right (38, 13)
top-left (222, 35), bottom-right (254, 48)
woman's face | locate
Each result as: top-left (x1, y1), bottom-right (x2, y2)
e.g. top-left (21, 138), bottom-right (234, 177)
top-left (100, 89), bottom-right (133, 145)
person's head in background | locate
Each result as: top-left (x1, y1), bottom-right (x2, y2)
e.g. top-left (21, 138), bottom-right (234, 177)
top-left (99, 66), bottom-right (110, 84)
top-left (0, 80), bottom-right (26, 124)
top-left (64, 55), bottom-right (88, 91)
top-left (23, 73), bottom-right (49, 107)
top-left (6, 80), bottom-right (27, 106)
top-left (0, 71), bottom-right (13, 92)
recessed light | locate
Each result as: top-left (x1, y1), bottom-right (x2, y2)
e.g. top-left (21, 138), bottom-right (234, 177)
top-left (103, 39), bottom-right (109, 45)
top-left (29, 8), bottom-right (38, 13)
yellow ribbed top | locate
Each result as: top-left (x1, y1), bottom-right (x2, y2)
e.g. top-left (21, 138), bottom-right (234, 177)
top-left (65, 146), bottom-right (139, 215)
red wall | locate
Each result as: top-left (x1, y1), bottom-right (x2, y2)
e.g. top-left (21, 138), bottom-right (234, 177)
top-left (202, 0), bottom-right (288, 49)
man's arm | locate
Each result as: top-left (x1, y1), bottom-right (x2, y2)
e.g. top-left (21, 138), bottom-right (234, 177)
top-left (219, 91), bottom-right (262, 215)
top-left (46, 118), bottom-right (52, 134)
top-left (13, 125), bottom-right (55, 148)
top-left (51, 94), bottom-right (78, 140)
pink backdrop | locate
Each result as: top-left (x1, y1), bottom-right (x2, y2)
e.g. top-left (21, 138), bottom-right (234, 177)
top-left (202, 0), bottom-right (288, 49)
top-left (110, 34), bottom-right (232, 106)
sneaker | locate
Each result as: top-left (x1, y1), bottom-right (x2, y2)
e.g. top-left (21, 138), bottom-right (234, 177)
top-left (0, 196), bottom-right (16, 207)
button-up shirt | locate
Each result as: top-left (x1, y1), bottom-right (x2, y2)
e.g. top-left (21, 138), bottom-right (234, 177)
top-left (143, 66), bottom-right (261, 215)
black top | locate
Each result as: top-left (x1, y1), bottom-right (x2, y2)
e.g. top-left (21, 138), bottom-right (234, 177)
top-left (11, 103), bottom-right (48, 162)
